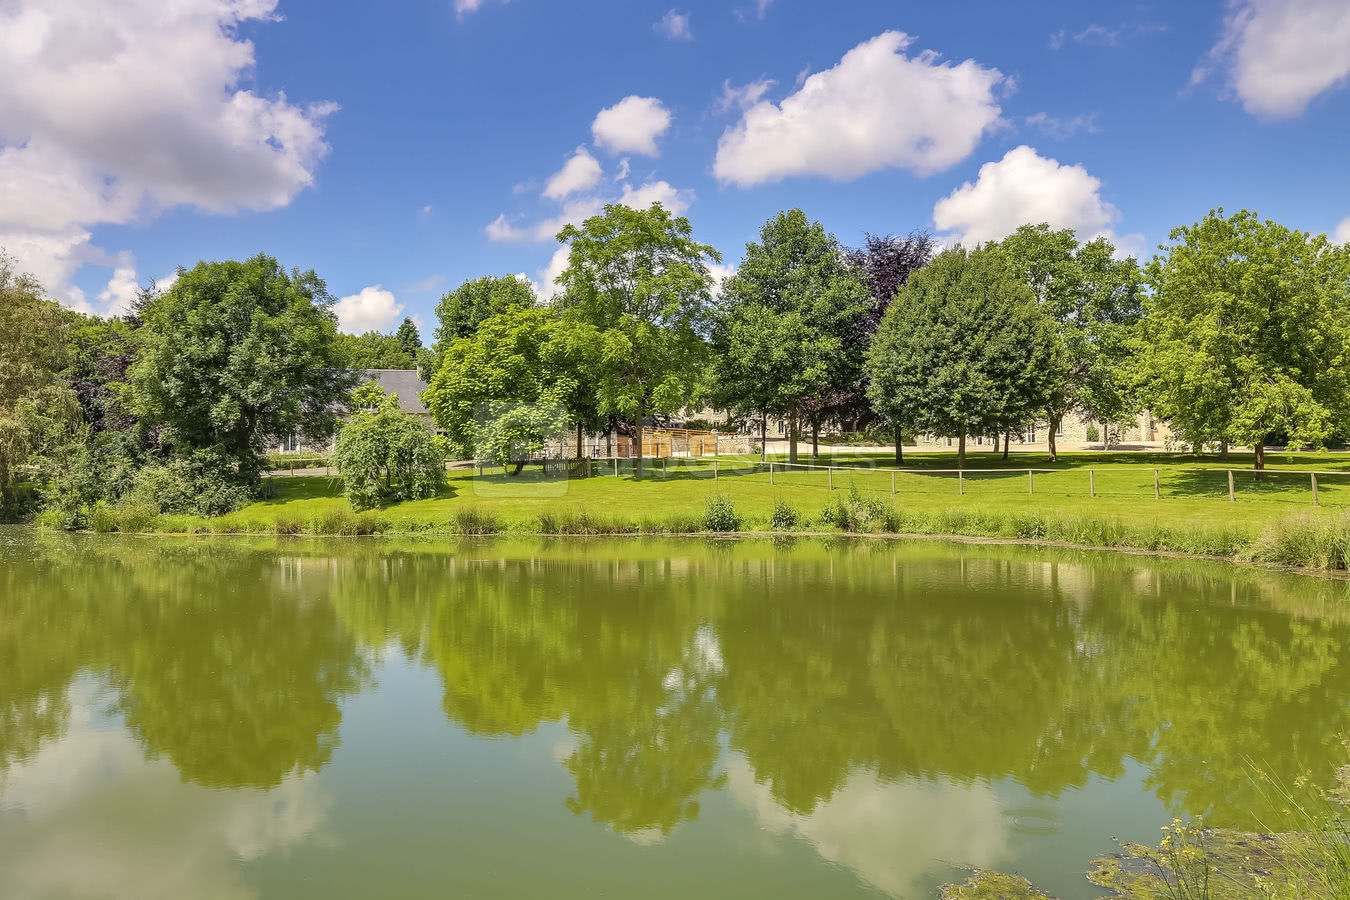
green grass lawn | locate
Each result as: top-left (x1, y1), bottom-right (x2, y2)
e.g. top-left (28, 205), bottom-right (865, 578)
top-left (224, 449), bottom-right (1350, 533)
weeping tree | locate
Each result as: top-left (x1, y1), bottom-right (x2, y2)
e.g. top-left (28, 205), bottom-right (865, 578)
top-left (334, 382), bottom-right (446, 510)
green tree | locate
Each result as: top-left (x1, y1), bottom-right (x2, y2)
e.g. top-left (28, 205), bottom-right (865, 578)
top-left (130, 254), bottom-right (353, 493)
top-left (996, 225), bottom-right (1144, 461)
top-left (433, 275), bottom-right (536, 351)
top-left (335, 330), bottom-right (415, 369)
top-left (333, 384), bottom-right (446, 510)
top-left (0, 254), bottom-right (80, 513)
top-left (866, 247), bottom-right (1059, 467)
top-left (1136, 209), bottom-right (1350, 469)
top-left (718, 210), bottom-right (871, 463)
top-left (556, 203), bottom-right (720, 478)
top-left (396, 316), bottom-right (422, 358)
top-left (424, 306), bottom-right (579, 469)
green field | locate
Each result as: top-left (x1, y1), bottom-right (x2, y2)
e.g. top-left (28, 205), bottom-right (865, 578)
top-left (239, 449), bottom-right (1350, 522)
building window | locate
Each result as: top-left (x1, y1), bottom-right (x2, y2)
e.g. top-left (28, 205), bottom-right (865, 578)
top-left (946, 437), bottom-right (953, 448)
top-left (1056, 421), bottom-right (1064, 436)
top-left (778, 421), bottom-right (785, 436)
top-left (1025, 426), bottom-right (1036, 443)
top-left (976, 435), bottom-right (982, 446)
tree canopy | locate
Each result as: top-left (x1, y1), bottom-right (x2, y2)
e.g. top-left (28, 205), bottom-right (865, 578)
top-left (715, 209), bottom-right (869, 462)
top-left (434, 275), bottom-right (536, 348)
top-left (334, 382), bottom-right (445, 509)
top-left (424, 306), bottom-right (581, 468)
top-left (556, 202), bottom-right (719, 477)
top-left (996, 224), bottom-right (1143, 459)
top-left (866, 246), bottom-right (1059, 466)
top-left (1136, 209), bottom-right (1350, 468)
top-left (130, 254), bottom-right (353, 488)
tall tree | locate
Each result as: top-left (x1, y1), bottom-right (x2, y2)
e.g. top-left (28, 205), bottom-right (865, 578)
top-left (556, 203), bottom-right (719, 478)
top-left (396, 316), bottom-right (423, 358)
top-left (996, 224), bottom-right (1144, 461)
top-left (718, 210), bottom-right (871, 464)
top-left (335, 330), bottom-right (416, 369)
top-left (0, 254), bottom-right (79, 511)
top-left (130, 254), bottom-right (353, 490)
top-left (424, 306), bottom-right (581, 470)
top-left (433, 275), bottom-right (536, 353)
top-left (1136, 209), bottom-right (1350, 469)
top-left (866, 247), bottom-right (1059, 467)
top-left (847, 231), bottom-right (935, 461)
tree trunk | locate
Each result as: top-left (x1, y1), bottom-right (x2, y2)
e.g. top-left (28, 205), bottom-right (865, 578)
top-left (957, 431), bottom-right (967, 469)
top-left (1254, 441), bottom-right (1265, 471)
top-left (1219, 439), bottom-right (1230, 458)
top-left (760, 413), bottom-right (767, 463)
top-left (1048, 413), bottom-right (1060, 462)
top-left (606, 422), bottom-right (612, 458)
top-left (576, 423), bottom-right (583, 459)
top-left (894, 424), bottom-right (903, 465)
top-left (788, 414), bottom-right (799, 465)
top-left (1002, 430), bottom-right (1011, 461)
top-left (634, 404), bottom-right (644, 480)
top-left (811, 419), bottom-right (820, 459)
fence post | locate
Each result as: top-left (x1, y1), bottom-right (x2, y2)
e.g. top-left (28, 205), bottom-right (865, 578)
top-left (613, 458), bottom-right (618, 477)
top-left (1153, 469), bottom-right (1160, 500)
top-left (891, 471), bottom-right (896, 495)
top-left (714, 460), bottom-right (719, 481)
top-left (1089, 469), bottom-right (1095, 498)
top-left (828, 467), bottom-right (833, 491)
top-left (959, 470), bottom-right (964, 496)
top-left (1312, 472), bottom-right (1320, 506)
top-left (1028, 470), bottom-right (1034, 494)
top-left (769, 462), bottom-right (774, 485)
top-left (1227, 469), bottom-right (1235, 502)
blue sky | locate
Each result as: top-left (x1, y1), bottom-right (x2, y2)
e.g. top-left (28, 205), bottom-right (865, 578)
top-left (4, 0), bottom-right (1349, 337)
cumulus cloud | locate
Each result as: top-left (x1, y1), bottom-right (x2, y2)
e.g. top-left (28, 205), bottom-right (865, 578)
top-left (932, 145), bottom-right (1142, 254)
top-left (1334, 217), bottom-right (1350, 244)
top-left (333, 286), bottom-right (403, 334)
top-left (713, 31), bottom-right (1005, 187)
top-left (656, 10), bottom-right (692, 40)
top-left (0, 0), bottom-right (335, 310)
top-left (485, 179), bottom-right (692, 244)
top-left (526, 245), bottom-right (573, 301)
top-left (98, 254), bottom-right (140, 317)
top-left (592, 96), bottom-right (673, 156)
top-left (454, 0), bottom-right (502, 18)
top-left (542, 147), bottom-right (603, 201)
top-left (618, 180), bottom-right (692, 214)
top-left (1193, 0), bottom-right (1350, 117)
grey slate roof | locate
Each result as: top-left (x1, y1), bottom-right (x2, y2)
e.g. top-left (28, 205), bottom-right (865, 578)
top-left (356, 369), bottom-right (430, 416)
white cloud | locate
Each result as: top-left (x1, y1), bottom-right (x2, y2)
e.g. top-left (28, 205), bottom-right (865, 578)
top-left (726, 755), bottom-right (1011, 899)
top-left (0, 0), bottom-right (335, 310)
top-left (1025, 112), bottom-right (1099, 139)
top-left (713, 31), bottom-right (1005, 187)
top-left (454, 0), bottom-right (502, 18)
top-left (98, 253), bottom-right (139, 317)
top-left (542, 147), bottom-right (603, 201)
top-left (1049, 29), bottom-right (1067, 50)
top-left (1334, 217), bottom-right (1350, 244)
top-left (716, 78), bottom-right (776, 113)
top-left (614, 158), bottom-right (631, 182)
top-left (933, 145), bottom-right (1142, 254)
top-left (405, 274), bottom-right (446, 294)
top-left (618, 180), bottom-right (693, 215)
top-left (485, 196), bottom-right (604, 243)
top-left (333, 285), bottom-right (403, 334)
top-left (656, 10), bottom-right (692, 40)
top-left (1194, 0), bottom-right (1350, 117)
top-left (527, 245), bottom-right (572, 301)
top-left (592, 96), bottom-right (673, 156)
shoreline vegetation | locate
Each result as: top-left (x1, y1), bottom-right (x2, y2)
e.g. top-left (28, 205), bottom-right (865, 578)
top-left (33, 451), bottom-right (1350, 574)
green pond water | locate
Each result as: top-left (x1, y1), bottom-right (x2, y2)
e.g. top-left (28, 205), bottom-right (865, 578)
top-left (3, 528), bottom-right (1350, 899)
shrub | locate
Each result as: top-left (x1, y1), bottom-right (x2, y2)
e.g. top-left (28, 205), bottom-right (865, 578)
top-left (88, 501), bottom-right (119, 533)
top-left (454, 507), bottom-right (503, 535)
top-left (818, 485), bottom-right (894, 533)
top-left (272, 515), bottom-right (305, 535)
top-left (702, 493), bottom-right (742, 532)
top-left (116, 500), bottom-right (159, 534)
top-left (1084, 423), bottom-right (1100, 443)
top-left (334, 388), bottom-right (446, 511)
top-left (770, 498), bottom-right (801, 531)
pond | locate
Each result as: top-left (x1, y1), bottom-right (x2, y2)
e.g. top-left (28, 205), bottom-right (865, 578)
top-left (2, 528), bottom-right (1349, 899)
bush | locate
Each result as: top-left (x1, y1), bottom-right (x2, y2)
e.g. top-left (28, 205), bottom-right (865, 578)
top-left (454, 507), bottom-right (503, 535)
top-left (702, 494), bottom-right (742, 532)
top-left (818, 484), bottom-right (895, 533)
top-left (334, 390), bottom-right (446, 511)
top-left (770, 498), bottom-right (801, 531)
top-left (1084, 423), bottom-right (1100, 443)
top-left (128, 449), bottom-right (254, 517)
top-left (88, 501), bottom-right (120, 533)
top-left (116, 500), bottom-right (159, 534)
